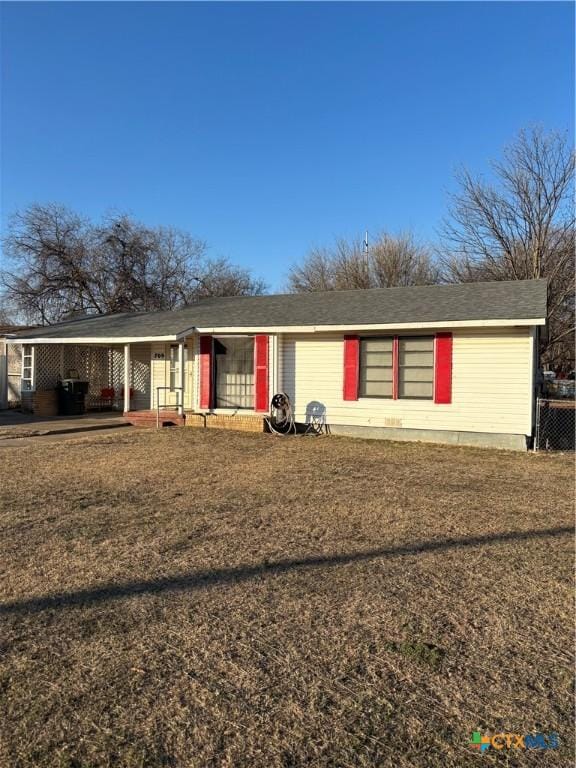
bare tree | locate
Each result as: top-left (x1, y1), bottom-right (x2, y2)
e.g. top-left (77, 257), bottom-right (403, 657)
top-left (288, 232), bottom-right (439, 292)
top-left (1, 204), bottom-right (91, 323)
top-left (440, 127), bottom-right (575, 371)
top-left (0, 310), bottom-right (13, 326)
top-left (370, 233), bottom-right (441, 287)
top-left (1, 204), bottom-right (265, 324)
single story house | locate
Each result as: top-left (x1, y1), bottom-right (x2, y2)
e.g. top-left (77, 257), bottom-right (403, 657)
top-left (12, 279), bottom-right (547, 449)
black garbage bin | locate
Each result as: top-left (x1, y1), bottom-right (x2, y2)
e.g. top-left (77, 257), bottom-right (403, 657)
top-left (57, 379), bottom-right (89, 415)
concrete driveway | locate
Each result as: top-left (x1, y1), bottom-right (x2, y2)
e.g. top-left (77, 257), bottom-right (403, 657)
top-left (0, 410), bottom-right (131, 445)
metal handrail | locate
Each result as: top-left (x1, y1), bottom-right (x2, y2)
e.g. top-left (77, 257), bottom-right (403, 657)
top-left (156, 386), bottom-right (184, 428)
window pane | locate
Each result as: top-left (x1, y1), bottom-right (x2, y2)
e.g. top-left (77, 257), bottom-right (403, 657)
top-left (215, 337), bottom-right (254, 409)
top-left (363, 338), bottom-right (393, 353)
top-left (364, 367), bottom-right (393, 382)
top-left (363, 351), bottom-right (393, 366)
top-left (360, 337), bottom-right (394, 397)
top-left (398, 336), bottom-right (434, 399)
top-left (399, 350), bottom-right (433, 367)
top-left (399, 380), bottom-right (433, 398)
top-left (400, 337), bottom-right (434, 352)
top-left (363, 380), bottom-right (393, 397)
top-left (399, 367), bottom-right (434, 383)
top-left (360, 338), bottom-right (394, 398)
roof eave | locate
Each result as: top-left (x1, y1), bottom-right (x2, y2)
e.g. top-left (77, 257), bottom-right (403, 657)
top-left (193, 317), bottom-right (546, 334)
top-left (11, 334), bottom-right (184, 344)
top-left (11, 316), bottom-right (546, 343)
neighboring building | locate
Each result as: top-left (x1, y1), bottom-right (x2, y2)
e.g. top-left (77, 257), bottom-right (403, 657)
top-left (12, 280), bottom-right (546, 449)
top-left (0, 326), bottom-right (36, 409)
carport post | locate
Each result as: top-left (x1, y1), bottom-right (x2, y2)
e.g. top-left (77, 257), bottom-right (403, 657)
top-left (123, 343), bottom-right (131, 413)
top-left (178, 341), bottom-right (185, 415)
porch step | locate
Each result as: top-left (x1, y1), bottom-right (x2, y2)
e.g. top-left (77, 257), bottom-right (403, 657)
top-left (123, 410), bottom-right (185, 428)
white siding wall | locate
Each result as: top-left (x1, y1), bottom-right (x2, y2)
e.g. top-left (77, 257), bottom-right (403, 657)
top-left (280, 328), bottom-right (534, 436)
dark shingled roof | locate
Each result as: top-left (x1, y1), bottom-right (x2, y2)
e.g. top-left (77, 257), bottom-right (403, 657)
top-left (14, 279), bottom-right (547, 340)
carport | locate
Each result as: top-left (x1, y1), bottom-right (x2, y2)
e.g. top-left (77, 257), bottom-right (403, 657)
top-left (11, 311), bottom-right (191, 420)
top-left (16, 340), bottom-right (152, 416)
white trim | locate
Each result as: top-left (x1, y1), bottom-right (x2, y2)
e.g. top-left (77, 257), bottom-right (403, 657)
top-left (14, 318), bottom-right (545, 345)
top-left (21, 343), bottom-right (35, 393)
top-left (178, 341), bottom-right (185, 416)
top-left (270, 334), bottom-right (278, 404)
top-left (527, 326), bottom-right (537, 436)
top-left (193, 318), bottom-right (546, 334)
top-left (123, 344), bottom-right (131, 413)
top-left (30, 344), bottom-right (36, 392)
top-left (12, 335), bottom-right (181, 345)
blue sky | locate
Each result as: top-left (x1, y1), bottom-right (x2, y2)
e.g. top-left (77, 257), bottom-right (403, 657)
top-left (1, 1), bottom-right (574, 290)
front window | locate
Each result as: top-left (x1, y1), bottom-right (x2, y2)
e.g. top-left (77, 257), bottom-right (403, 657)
top-left (360, 335), bottom-right (434, 400)
top-left (398, 337), bottom-right (434, 399)
top-left (359, 338), bottom-right (393, 398)
top-left (214, 337), bottom-right (254, 409)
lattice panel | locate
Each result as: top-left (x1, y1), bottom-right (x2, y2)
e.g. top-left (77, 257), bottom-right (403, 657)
top-left (63, 346), bottom-right (78, 379)
top-left (20, 344), bottom-right (151, 409)
top-left (62, 346), bottom-right (112, 395)
top-left (132, 361), bottom-right (149, 392)
top-left (110, 348), bottom-right (125, 392)
top-left (84, 348), bottom-right (110, 395)
top-left (36, 345), bottom-right (63, 390)
top-left (130, 344), bottom-right (151, 409)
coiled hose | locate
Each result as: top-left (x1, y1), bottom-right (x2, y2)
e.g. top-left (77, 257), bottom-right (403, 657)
top-left (265, 392), bottom-right (297, 435)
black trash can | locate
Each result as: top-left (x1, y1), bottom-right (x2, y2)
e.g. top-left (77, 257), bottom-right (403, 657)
top-left (57, 379), bottom-right (89, 415)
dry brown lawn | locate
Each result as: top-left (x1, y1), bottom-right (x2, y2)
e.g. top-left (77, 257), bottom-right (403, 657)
top-left (0, 428), bottom-right (573, 768)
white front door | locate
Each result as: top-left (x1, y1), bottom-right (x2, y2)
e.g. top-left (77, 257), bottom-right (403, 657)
top-left (167, 345), bottom-right (184, 408)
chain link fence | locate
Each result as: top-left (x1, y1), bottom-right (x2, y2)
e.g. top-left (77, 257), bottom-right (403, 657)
top-left (534, 398), bottom-right (575, 451)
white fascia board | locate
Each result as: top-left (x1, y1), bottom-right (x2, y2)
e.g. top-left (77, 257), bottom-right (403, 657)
top-left (11, 335), bottom-right (181, 345)
top-left (193, 318), bottom-right (546, 334)
top-left (13, 317), bottom-right (546, 343)
top-left (175, 326), bottom-right (198, 339)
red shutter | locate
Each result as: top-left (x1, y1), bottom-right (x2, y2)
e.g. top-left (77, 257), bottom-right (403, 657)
top-left (199, 335), bottom-right (213, 409)
top-left (434, 332), bottom-right (453, 404)
top-left (343, 335), bottom-right (360, 400)
top-left (254, 335), bottom-right (269, 412)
